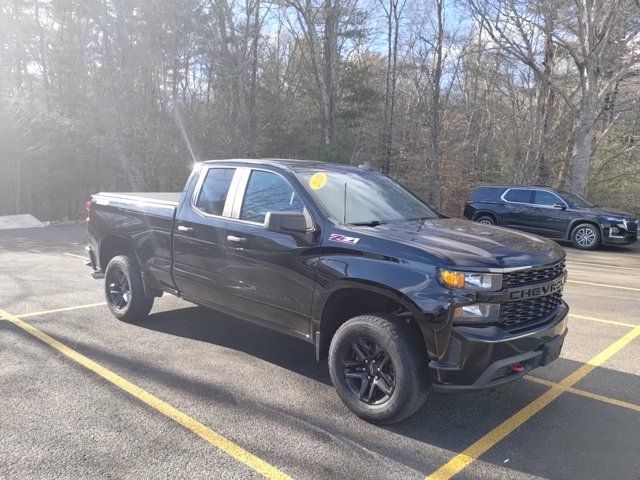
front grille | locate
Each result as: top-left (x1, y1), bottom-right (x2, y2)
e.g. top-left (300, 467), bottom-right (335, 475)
top-left (626, 220), bottom-right (638, 233)
top-left (498, 292), bottom-right (563, 330)
top-left (502, 261), bottom-right (565, 289)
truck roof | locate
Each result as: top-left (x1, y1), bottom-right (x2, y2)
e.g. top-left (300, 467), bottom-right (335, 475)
top-left (200, 158), bottom-right (364, 173)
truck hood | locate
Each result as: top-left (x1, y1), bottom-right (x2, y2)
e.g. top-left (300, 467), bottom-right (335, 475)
top-left (354, 218), bottom-right (565, 269)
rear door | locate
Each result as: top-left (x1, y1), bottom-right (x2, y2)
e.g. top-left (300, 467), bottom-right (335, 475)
top-left (500, 188), bottom-right (535, 231)
top-left (529, 189), bottom-right (571, 238)
top-left (223, 167), bottom-right (321, 336)
top-left (172, 166), bottom-right (239, 306)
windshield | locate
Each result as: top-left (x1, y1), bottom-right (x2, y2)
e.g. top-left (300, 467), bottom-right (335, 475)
top-left (295, 168), bottom-right (438, 224)
top-left (559, 191), bottom-right (594, 208)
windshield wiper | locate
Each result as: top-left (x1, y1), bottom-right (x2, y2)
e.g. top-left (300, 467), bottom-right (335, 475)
top-left (350, 220), bottom-right (386, 227)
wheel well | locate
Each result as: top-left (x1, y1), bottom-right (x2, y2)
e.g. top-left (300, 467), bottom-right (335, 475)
top-left (99, 236), bottom-right (134, 271)
top-left (568, 220), bottom-right (601, 240)
top-left (317, 288), bottom-right (421, 361)
top-left (473, 211), bottom-right (497, 222)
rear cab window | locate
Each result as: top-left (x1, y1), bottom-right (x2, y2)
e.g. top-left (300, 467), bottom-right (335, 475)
top-left (503, 189), bottom-right (533, 204)
top-left (194, 167), bottom-right (236, 216)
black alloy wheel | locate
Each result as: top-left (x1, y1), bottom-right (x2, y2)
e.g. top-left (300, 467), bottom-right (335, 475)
top-left (328, 313), bottom-right (430, 423)
top-left (343, 337), bottom-right (396, 405)
top-left (107, 266), bottom-right (131, 310)
top-left (104, 255), bottom-right (154, 322)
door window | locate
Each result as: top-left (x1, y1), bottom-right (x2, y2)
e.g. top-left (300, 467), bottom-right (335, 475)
top-left (240, 170), bottom-right (304, 223)
top-left (503, 189), bottom-right (533, 203)
top-left (194, 168), bottom-right (236, 216)
top-left (533, 190), bottom-right (563, 207)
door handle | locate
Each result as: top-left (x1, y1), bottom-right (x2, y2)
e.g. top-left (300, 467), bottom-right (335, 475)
top-left (177, 225), bottom-right (194, 233)
top-left (227, 235), bottom-right (247, 245)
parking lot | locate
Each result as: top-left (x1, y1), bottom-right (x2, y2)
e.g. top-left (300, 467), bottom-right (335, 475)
top-left (1, 225), bottom-right (638, 480)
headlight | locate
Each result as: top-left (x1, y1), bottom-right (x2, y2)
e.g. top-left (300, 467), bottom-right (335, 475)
top-left (453, 303), bottom-right (500, 323)
top-left (438, 269), bottom-right (502, 291)
top-left (605, 216), bottom-right (623, 223)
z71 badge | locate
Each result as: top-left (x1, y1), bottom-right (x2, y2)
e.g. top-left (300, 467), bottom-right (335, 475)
top-left (329, 233), bottom-right (360, 245)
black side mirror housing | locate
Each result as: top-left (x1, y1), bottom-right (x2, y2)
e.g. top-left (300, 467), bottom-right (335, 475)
top-left (553, 203), bottom-right (566, 210)
top-left (265, 211), bottom-right (308, 233)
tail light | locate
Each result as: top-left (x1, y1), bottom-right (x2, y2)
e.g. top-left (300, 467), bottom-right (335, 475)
top-left (463, 200), bottom-right (472, 207)
top-left (85, 201), bottom-right (92, 225)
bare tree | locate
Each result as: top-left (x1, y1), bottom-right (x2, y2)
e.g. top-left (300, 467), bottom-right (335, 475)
top-left (466, 0), bottom-right (640, 195)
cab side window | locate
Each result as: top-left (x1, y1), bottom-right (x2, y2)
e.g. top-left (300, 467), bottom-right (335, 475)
top-left (240, 170), bottom-right (304, 224)
top-left (195, 168), bottom-right (236, 216)
top-left (504, 189), bottom-right (533, 203)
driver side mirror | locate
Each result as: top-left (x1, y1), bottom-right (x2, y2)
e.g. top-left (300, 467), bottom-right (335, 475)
top-left (553, 203), bottom-right (566, 210)
top-left (264, 211), bottom-right (308, 233)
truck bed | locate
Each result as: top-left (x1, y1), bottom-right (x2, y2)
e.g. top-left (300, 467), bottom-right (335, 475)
top-left (96, 192), bottom-right (181, 206)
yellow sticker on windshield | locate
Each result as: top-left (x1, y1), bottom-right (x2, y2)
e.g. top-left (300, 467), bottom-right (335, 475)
top-left (309, 172), bottom-right (328, 190)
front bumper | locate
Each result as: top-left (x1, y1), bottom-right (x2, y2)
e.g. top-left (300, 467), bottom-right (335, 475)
top-left (430, 301), bottom-right (568, 393)
top-left (602, 231), bottom-right (637, 245)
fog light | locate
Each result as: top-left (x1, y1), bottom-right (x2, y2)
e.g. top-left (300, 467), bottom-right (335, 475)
top-left (611, 227), bottom-right (620, 235)
top-left (453, 303), bottom-right (500, 323)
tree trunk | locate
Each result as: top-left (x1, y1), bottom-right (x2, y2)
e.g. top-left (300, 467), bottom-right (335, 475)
top-left (380, 0), bottom-right (400, 174)
top-left (571, 96), bottom-right (595, 196)
top-left (429, 0), bottom-right (444, 208)
top-left (247, 0), bottom-right (260, 157)
top-left (322, 0), bottom-right (339, 146)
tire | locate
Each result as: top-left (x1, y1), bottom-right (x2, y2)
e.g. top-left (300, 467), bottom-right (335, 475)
top-left (104, 255), bottom-right (154, 322)
top-left (476, 215), bottom-right (496, 225)
top-left (328, 313), bottom-right (430, 424)
top-left (571, 223), bottom-right (601, 250)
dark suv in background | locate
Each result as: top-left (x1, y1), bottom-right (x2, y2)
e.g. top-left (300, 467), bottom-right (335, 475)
top-left (463, 186), bottom-right (639, 250)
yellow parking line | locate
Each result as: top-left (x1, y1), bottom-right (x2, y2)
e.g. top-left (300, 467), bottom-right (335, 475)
top-left (63, 252), bottom-right (87, 260)
top-left (16, 302), bottom-right (107, 318)
top-left (525, 376), bottom-right (640, 413)
top-left (425, 324), bottom-right (640, 480)
top-left (566, 279), bottom-right (640, 292)
top-left (566, 260), bottom-right (640, 272)
top-left (0, 309), bottom-right (291, 480)
top-left (569, 313), bottom-right (636, 329)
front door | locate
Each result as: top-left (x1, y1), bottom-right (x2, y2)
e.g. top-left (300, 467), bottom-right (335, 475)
top-left (528, 189), bottom-right (572, 238)
top-left (172, 166), bottom-right (237, 306)
top-left (223, 168), bottom-right (320, 336)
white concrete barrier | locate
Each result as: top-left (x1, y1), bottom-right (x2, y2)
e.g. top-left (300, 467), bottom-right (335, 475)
top-left (0, 214), bottom-right (45, 230)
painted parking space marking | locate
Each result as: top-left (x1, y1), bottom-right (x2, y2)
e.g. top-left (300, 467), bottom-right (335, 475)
top-left (566, 260), bottom-right (640, 272)
top-left (566, 280), bottom-right (640, 292)
top-left (63, 252), bottom-right (87, 260)
top-left (0, 308), bottom-right (292, 480)
top-left (524, 376), bottom-right (640, 413)
top-left (569, 313), bottom-right (637, 329)
top-left (425, 324), bottom-right (640, 480)
top-left (16, 302), bottom-right (107, 318)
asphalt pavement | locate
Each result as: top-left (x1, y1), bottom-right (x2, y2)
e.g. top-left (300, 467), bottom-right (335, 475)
top-left (1, 226), bottom-right (638, 479)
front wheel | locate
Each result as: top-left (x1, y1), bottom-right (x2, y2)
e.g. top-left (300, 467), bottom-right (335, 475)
top-left (476, 215), bottom-right (496, 225)
top-left (328, 314), bottom-right (430, 424)
top-left (104, 255), bottom-right (154, 322)
top-left (571, 223), bottom-right (601, 250)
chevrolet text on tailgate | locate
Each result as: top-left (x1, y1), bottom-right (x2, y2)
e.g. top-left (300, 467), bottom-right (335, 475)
top-left (86, 159), bottom-right (569, 423)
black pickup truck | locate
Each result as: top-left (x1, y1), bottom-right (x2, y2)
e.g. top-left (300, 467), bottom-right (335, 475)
top-left (86, 159), bottom-right (568, 423)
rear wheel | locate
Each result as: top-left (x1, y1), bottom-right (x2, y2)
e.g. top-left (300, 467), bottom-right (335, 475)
top-left (105, 255), bottom-right (154, 322)
top-left (476, 215), bottom-right (496, 225)
top-left (571, 223), bottom-right (600, 250)
top-left (328, 314), bottom-right (430, 424)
